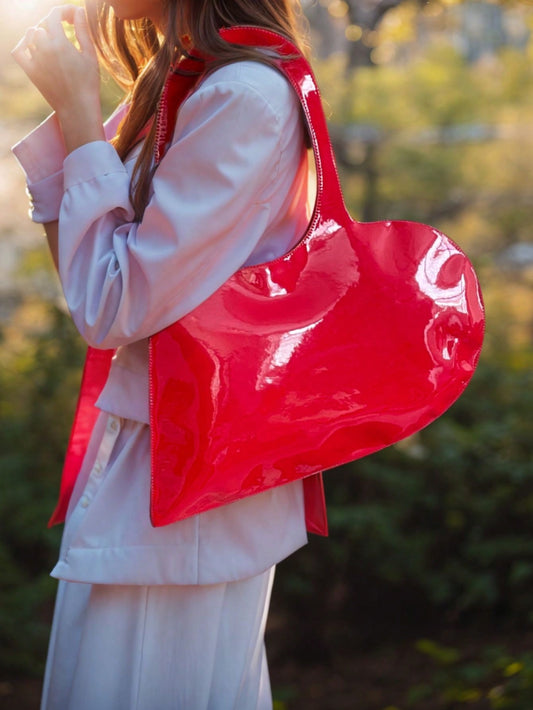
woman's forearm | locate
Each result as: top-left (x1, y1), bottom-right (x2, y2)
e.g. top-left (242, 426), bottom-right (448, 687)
top-left (56, 102), bottom-right (105, 154)
top-left (44, 221), bottom-right (59, 271)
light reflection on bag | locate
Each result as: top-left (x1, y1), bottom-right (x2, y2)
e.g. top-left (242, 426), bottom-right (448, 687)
top-left (147, 27), bottom-right (485, 527)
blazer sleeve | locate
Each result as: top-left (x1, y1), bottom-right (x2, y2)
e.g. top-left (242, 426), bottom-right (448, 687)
top-left (11, 106), bottom-right (128, 223)
top-left (57, 77), bottom-right (291, 349)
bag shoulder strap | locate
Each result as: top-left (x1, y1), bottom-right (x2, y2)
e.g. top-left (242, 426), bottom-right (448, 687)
top-left (220, 26), bottom-right (349, 225)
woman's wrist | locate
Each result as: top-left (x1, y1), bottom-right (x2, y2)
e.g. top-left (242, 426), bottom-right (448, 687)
top-left (56, 101), bottom-right (106, 154)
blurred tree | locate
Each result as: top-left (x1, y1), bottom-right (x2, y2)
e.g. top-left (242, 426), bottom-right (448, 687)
top-left (345, 0), bottom-right (407, 68)
top-left (0, 303), bottom-right (86, 674)
top-left (305, 0), bottom-right (531, 69)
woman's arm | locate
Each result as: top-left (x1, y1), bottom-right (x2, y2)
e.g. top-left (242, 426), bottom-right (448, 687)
top-left (44, 222), bottom-right (59, 271)
top-left (12, 5), bottom-right (104, 154)
top-left (12, 105), bottom-right (129, 228)
top-left (12, 4), bottom-right (104, 276)
top-left (13, 103), bottom-right (130, 274)
top-left (12, 7), bottom-right (305, 350)
top-left (57, 73), bottom-right (293, 349)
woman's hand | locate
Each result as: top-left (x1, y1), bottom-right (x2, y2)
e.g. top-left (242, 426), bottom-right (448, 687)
top-left (12, 5), bottom-right (105, 153)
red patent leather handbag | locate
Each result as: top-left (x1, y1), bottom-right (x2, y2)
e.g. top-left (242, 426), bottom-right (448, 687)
top-left (146, 26), bottom-right (485, 526)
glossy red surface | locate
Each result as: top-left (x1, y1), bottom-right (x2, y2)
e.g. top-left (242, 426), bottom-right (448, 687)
top-left (147, 28), bottom-right (485, 526)
top-left (49, 348), bottom-right (114, 526)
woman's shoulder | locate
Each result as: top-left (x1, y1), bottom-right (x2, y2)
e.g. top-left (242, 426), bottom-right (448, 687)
top-left (194, 60), bottom-right (299, 123)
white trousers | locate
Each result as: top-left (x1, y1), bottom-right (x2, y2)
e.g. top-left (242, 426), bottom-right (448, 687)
top-left (41, 568), bottom-right (275, 710)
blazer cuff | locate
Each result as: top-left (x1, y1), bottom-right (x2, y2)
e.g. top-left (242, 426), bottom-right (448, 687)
top-left (12, 113), bottom-right (66, 183)
top-left (27, 171), bottom-right (64, 224)
top-left (63, 141), bottom-right (127, 191)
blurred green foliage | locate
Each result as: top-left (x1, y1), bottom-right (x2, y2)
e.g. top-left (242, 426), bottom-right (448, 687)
top-left (0, 305), bottom-right (85, 674)
top-left (318, 44), bottom-right (533, 247)
top-left (271, 351), bottom-right (533, 659)
top-left (407, 639), bottom-right (533, 708)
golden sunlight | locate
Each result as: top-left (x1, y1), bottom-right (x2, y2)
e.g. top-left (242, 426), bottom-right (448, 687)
top-left (4, 1), bottom-right (51, 22)
top-left (3, 0), bottom-right (81, 29)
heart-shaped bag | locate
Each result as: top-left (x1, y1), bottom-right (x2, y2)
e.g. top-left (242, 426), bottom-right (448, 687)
top-left (51, 26), bottom-right (485, 530)
top-left (146, 27), bottom-right (485, 526)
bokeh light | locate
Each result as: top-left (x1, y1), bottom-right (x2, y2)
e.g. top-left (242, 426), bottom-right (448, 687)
top-left (3, 0), bottom-right (82, 31)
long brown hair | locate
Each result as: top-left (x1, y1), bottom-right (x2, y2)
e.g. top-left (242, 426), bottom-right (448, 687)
top-left (86, 0), bottom-right (308, 220)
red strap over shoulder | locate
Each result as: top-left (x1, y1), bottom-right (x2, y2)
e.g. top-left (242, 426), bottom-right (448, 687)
top-left (154, 53), bottom-right (206, 165)
top-left (49, 347), bottom-right (114, 526)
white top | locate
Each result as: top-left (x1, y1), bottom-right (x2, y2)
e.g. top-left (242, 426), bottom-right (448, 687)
top-left (13, 61), bottom-right (312, 585)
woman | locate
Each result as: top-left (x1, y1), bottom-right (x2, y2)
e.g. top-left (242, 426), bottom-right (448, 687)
top-left (12, 1), bottom-right (323, 708)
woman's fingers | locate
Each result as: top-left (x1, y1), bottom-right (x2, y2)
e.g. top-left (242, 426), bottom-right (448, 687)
top-left (43, 5), bottom-right (79, 28)
top-left (74, 7), bottom-right (97, 58)
top-left (12, 21), bottom-right (61, 71)
top-left (12, 7), bottom-right (68, 63)
top-left (35, 5), bottom-right (97, 59)
top-left (38, 6), bottom-right (74, 46)
top-left (11, 28), bottom-right (37, 70)
top-left (11, 3), bottom-right (101, 116)
top-left (31, 26), bottom-right (51, 50)
top-left (12, 4), bottom-right (96, 65)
